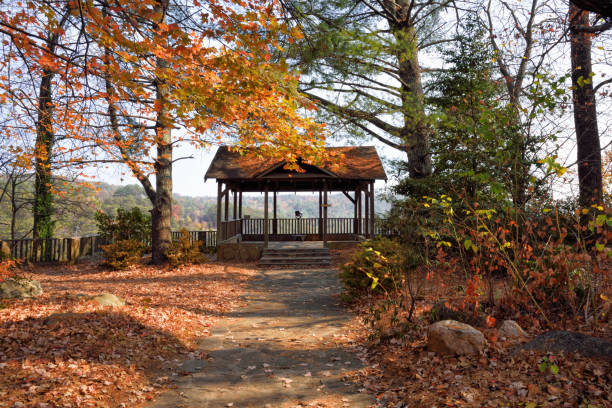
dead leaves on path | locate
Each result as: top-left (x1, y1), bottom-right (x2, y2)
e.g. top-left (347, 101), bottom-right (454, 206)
top-left (0, 262), bottom-right (255, 407)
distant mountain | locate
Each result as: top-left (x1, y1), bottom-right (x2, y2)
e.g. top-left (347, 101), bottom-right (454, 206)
top-left (0, 179), bottom-right (390, 239)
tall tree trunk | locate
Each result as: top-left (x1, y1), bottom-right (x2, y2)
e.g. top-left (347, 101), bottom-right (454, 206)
top-left (151, 0), bottom-right (173, 264)
top-left (387, 5), bottom-right (432, 179)
top-left (570, 3), bottom-right (603, 207)
top-left (31, 9), bottom-right (70, 239)
top-left (10, 175), bottom-right (17, 241)
top-left (33, 67), bottom-right (55, 239)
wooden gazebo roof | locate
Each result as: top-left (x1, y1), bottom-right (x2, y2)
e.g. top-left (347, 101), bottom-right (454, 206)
top-left (205, 146), bottom-right (387, 189)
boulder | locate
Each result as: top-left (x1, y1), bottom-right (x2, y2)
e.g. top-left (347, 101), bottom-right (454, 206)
top-left (427, 319), bottom-right (486, 355)
top-left (0, 277), bottom-right (43, 299)
top-left (92, 293), bottom-right (125, 307)
top-left (513, 331), bottom-right (612, 360)
top-left (499, 320), bottom-right (528, 339)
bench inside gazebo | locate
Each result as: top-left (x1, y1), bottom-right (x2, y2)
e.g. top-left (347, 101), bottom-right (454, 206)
top-left (204, 146), bottom-right (389, 262)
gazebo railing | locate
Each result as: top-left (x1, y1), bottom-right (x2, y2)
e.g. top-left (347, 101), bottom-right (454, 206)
top-left (224, 217), bottom-right (394, 241)
top-left (218, 218), bottom-right (243, 242)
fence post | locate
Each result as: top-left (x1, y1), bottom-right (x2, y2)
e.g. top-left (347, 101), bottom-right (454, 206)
top-left (0, 241), bottom-right (10, 259)
top-left (197, 231), bottom-right (205, 251)
top-left (67, 237), bottom-right (80, 264)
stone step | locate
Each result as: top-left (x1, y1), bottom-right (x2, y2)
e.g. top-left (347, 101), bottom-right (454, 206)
top-left (260, 256), bottom-right (331, 262)
top-left (261, 250), bottom-right (330, 257)
top-left (259, 245), bottom-right (331, 268)
top-left (259, 257), bottom-right (331, 267)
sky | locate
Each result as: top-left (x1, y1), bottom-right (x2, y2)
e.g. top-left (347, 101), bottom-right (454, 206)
top-left (93, 138), bottom-right (400, 197)
top-left (87, 1), bottom-right (612, 200)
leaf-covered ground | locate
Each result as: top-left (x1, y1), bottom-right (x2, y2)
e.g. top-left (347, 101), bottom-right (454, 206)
top-left (0, 261), bottom-right (255, 407)
top-left (330, 246), bottom-right (612, 408)
top-left (348, 301), bottom-right (611, 407)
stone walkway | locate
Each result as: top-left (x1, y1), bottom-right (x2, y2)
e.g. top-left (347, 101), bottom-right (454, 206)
top-left (149, 268), bottom-right (374, 408)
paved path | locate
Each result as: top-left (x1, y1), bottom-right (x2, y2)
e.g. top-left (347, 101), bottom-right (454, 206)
top-left (150, 268), bottom-right (374, 408)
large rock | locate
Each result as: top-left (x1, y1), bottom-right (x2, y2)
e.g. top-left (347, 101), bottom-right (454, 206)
top-left (92, 293), bottom-right (125, 307)
top-left (513, 331), bottom-right (612, 360)
top-left (499, 320), bottom-right (528, 339)
top-left (0, 277), bottom-right (43, 299)
top-left (428, 320), bottom-right (486, 355)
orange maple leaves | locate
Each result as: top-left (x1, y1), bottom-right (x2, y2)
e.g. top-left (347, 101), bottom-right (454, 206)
top-left (0, 0), bottom-right (329, 177)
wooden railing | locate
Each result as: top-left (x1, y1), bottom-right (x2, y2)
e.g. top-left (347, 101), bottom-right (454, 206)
top-left (2, 230), bottom-right (217, 263)
top-left (238, 217), bottom-right (395, 241)
top-left (218, 219), bottom-right (242, 242)
top-left (1, 235), bottom-right (109, 264)
top-left (170, 230), bottom-right (217, 248)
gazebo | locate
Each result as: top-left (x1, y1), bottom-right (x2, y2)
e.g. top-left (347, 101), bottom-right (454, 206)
top-left (204, 146), bottom-right (387, 249)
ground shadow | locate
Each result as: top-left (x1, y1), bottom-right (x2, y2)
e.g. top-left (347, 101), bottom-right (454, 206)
top-left (0, 310), bottom-right (192, 406)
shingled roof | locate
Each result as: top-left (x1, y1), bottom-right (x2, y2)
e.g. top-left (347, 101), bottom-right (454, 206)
top-left (205, 146), bottom-right (387, 181)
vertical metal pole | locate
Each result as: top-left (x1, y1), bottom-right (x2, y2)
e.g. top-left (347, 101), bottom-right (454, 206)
top-left (216, 182), bottom-right (222, 241)
top-left (323, 180), bottom-right (328, 247)
top-left (370, 181), bottom-right (375, 238)
top-left (264, 185), bottom-right (269, 248)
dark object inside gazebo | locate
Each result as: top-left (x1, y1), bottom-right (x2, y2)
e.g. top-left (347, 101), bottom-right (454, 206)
top-left (205, 146), bottom-right (388, 246)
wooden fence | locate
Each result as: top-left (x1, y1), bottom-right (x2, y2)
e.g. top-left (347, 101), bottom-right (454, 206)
top-left (2, 230), bottom-right (217, 264)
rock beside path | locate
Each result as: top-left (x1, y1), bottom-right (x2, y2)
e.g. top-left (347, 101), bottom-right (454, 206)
top-left (513, 331), bottom-right (612, 360)
top-left (499, 320), bottom-right (528, 339)
top-left (0, 277), bottom-right (43, 299)
top-left (92, 293), bottom-right (125, 307)
top-left (428, 320), bottom-right (485, 355)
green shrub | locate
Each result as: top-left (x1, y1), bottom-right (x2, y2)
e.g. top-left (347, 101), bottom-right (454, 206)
top-left (165, 229), bottom-right (205, 268)
top-left (101, 239), bottom-right (145, 270)
top-left (95, 207), bottom-right (151, 245)
top-left (340, 238), bottom-right (405, 300)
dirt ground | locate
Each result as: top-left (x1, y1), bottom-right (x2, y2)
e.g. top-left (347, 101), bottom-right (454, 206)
top-left (149, 267), bottom-right (374, 408)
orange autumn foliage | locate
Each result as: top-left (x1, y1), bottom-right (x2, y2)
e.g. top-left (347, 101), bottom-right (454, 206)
top-left (0, 0), bottom-right (330, 179)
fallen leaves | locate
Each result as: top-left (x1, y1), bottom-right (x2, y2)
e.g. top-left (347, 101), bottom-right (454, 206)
top-left (0, 261), bottom-right (255, 407)
top-left (344, 296), bottom-right (612, 408)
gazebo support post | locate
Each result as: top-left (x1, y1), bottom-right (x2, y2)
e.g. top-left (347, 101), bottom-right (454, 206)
top-left (238, 190), bottom-right (242, 218)
top-left (370, 181), bottom-right (375, 238)
top-left (216, 181), bottom-right (223, 241)
top-left (233, 189), bottom-right (237, 220)
top-left (364, 183), bottom-right (370, 238)
top-left (323, 180), bottom-right (328, 247)
top-left (264, 185), bottom-right (269, 248)
top-left (224, 186), bottom-right (229, 222)
top-left (273, 191), bottom-right (277, 236)
top-left (353, 188), bottom-right (358, 236)
top-left (357, 187), bottom-right (362, 236)
top-left (318, 188), bottom-right (322, 239)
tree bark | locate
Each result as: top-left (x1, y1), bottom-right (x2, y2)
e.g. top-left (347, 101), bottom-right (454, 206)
top-left (387, 8), bottom-right (432, 178)
top-left (10, 175), bottom-right (17, 241)
top-left (570, 3), bottom-right (603, 207)
top-left (151, 0), bottom-right (173, 264)
top-left (33, 66), bottom-right (55, 239)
